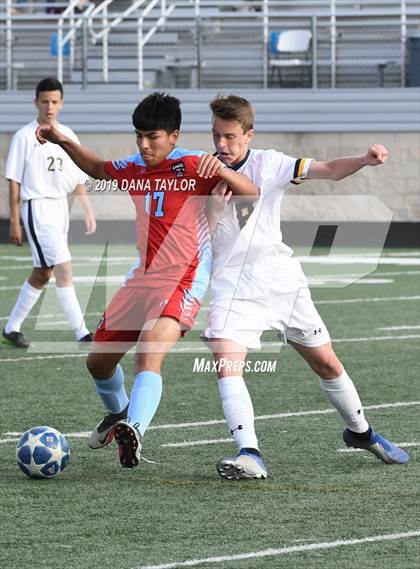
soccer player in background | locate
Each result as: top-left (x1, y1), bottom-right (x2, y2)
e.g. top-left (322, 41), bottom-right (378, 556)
top-left (3, 77), bottom-right (96, 348)
top-left (203, 94), bottom-right (409, 480)
top-left (36, 92), bottom-right (258, 469)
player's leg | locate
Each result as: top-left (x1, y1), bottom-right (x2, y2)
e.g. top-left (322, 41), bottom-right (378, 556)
top-left (85, 285), bottom-right (145, 449)
top-left (53, 260), bottom-right (91, 341)
top-left (114, 316), bottom-right (182, 468)
top-left (288, 334), bottom-right (409, 465)
top-left (289, 339), bottom-right (371, 432)
top-left (86, 349), bottom-right (129, 449)
top-left (2, 266), bottom-right (52, 348)
top-left (210, 338), bottom-right (267, 480)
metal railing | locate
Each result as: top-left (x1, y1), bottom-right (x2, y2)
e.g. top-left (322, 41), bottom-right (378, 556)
top-left (57, 1), bottom-right (95, 85)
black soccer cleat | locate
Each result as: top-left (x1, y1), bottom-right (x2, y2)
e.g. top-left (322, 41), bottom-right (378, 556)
top-left (78, 333), bottom-right (93, 342)
top-left (2, 329), bottom-right (30, 348)
top-left (88, 405), bottom-right (129, 449)
top-left (114, 421), bottom-right (142, 468)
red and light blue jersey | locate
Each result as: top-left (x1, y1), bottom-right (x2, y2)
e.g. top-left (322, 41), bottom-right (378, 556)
top-left (104, 148), bottom-right (223, 297)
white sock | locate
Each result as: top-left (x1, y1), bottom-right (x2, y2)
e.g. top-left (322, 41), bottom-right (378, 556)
top-left (218, 376), bottom-right (259, 451)
top-left (320, 370), bottom-right (369, 433)
top-left (55, 286), bottom-right (89, 340)
top-left (5, 280), bottom-right (42, 333)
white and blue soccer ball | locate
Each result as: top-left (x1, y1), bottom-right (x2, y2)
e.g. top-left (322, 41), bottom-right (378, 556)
top-left (16, 426), bottom-right (70, 479)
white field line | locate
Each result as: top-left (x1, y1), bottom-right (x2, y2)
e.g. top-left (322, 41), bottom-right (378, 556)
top-left (3, 401), bottom-right (419, 443)
top-left (315, 295), bottom-right (420, 305)
top-left (161, 438), bottom-right (232, 448)
top-left (297, 256), bottom-right (420, 266)
top-left (338, 442), bottom-right (420, 453)
top-left (0, 260), bottom-right (135, 271)
top-left (0, 256), bottom-right (136, 262)
top-left (368, 270), bottom-right (420, 276)
top-left (0, 311), bottom-right (102, 322)
top-left (0, 278), bottom-right (123, 291)
top-left (331, 334), bottom-right (420, 343)
top-left (0, 353), bottom-right (88, 363)
top-left (1, 333), bottom-right (420, 363)
top-left (379, 325), bottom-right (420, 331)
top-left (135, 530), bottom-right (420, 569)
top-left (309, 278), bottom-right (393, 285)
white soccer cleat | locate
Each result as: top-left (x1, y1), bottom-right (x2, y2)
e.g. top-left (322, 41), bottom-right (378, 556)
top-left (217, 449), bottom-right (268, 480)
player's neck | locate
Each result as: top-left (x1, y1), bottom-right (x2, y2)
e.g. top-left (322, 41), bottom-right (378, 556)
top-left (229, 148), bottom-right (251, 170)
top-left (37, 116), bottom-right (59, 127)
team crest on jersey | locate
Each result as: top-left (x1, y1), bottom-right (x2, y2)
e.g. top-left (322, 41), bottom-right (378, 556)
top-left (171, 161), bottom-right (186, 178)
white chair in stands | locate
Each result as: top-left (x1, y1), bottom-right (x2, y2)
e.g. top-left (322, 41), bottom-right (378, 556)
top-left (269, 30), bottom-right (313, 87)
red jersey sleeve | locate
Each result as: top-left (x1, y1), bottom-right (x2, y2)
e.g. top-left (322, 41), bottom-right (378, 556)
top-left (104, 159), bottom-right (141, 187)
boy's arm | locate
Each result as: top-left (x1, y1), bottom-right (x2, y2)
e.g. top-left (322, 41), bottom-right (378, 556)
top-left (36, 124), bottom-right (112, 181)
top-left (8, 180), bottom-right (23, 245)
top-left (72, 184), bottom-right (97, 235)
top-left (206, 181), bottom-right (232, 235)
top-left (197, 154), bottom-right (259, 197)
top-left (307, 144), bottom-right (388, 181)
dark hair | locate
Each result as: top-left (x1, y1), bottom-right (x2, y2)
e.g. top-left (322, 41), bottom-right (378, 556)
top-left (210, 94), bottom-right (254, 132)
top-left (132, 92), bottom-right (181, 133)
top-left (36, 77), bottom-right (63, 99)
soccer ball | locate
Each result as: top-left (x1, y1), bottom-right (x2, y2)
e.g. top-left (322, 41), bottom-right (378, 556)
top-left (16, 426), bottom-right (70, 479)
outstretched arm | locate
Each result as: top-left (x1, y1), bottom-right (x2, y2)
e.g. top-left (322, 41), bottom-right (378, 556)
top-left (307, 144), bottom-right (388, 181)
top-left (36, 124), bottom-right (111, 180)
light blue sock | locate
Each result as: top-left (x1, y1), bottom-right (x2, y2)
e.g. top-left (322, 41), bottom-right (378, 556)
top-left (128, 371), bottom-right (162, 437)
top-left (93, 364), bottom-right (129, 414)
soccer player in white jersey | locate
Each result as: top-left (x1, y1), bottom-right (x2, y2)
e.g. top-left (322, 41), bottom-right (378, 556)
top-left (3, 77), bottom-right (96, 348)
top-left (203, 95), bottom-right (409, 479)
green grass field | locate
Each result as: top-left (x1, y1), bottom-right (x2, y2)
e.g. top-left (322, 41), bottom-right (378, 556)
top-left (0, 244), bottom-right (419, 569)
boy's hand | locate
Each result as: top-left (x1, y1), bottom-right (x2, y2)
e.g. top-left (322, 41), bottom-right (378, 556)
top-left (35, 124), bottom-right (67, 145)
top-left (197, 154), bottom-right (224, 178)
top-left (365, 144), bottom-right (389, 166)
top-left (9, 220), bottom-right (23, 246)
top-left (84, 211), bottom-right (97, 235)
top-left (210, 181), bottom-right (232, 214)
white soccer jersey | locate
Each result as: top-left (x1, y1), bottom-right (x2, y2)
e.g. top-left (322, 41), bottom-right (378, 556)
top-left (211, 148), bottom-right (312, 277)
top-left (5, 119), bottom-right (88, 200)
top-left (203, 148), bottom-right (332, 349)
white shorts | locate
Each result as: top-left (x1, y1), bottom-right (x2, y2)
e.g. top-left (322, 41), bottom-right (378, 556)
top-left (203, 256), bottom-right (331, 350)
top-left (21, 197), bottom-right (71, 268)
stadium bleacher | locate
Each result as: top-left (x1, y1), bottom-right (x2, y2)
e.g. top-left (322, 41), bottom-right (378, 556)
top-left (1, 0), bottom-right (419, 90)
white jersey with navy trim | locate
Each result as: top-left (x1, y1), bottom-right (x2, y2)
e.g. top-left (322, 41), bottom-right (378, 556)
top-left (5, 119), bottom-right (88, 200)
top-left (203, 149), bottom-right (332, 350)
top-left (211, 148), bottom-right (312, 277)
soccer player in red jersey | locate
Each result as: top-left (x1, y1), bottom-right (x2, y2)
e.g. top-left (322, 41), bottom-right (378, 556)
top-left (36, 92), bottom-right (258, 469)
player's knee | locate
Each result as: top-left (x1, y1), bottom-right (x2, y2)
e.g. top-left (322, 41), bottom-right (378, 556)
top-left (86, 353), bottom-right (98, 377)
top-left (86, 353), bottom-right (112, 379)
top-left (134, 352), bottom-right (162, 374)
top-left (30, 267), bottom-right (52, 288)
top-left (315, 354), bottom-right (343, 379)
